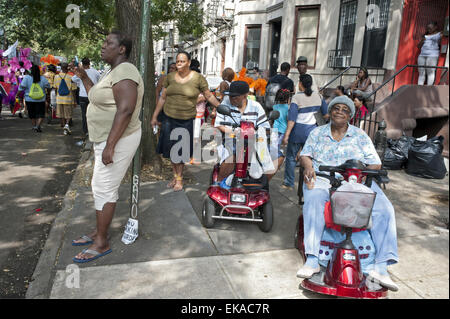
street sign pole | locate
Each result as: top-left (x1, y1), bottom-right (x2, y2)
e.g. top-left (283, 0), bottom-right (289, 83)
top-left (126, 0), bottom-right (151, 242)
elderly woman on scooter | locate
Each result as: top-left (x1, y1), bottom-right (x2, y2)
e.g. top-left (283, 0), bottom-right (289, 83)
top-left (297, 95), bottom-right (399, 291)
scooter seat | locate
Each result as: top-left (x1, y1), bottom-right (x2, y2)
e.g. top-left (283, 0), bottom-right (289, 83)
top-left (241, 175), bottom-right (269, 191)
top-left (242, 183), bottom-right (265, 190)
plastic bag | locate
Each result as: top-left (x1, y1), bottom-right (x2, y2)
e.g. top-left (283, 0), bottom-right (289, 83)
top-left (249, 127), bottom-right (275, 179)
top-left (406, 135), bottom-right (447, 179)
top-left (383, 135), bottom-right (415, 170)
top-left (331, 182), bottom-right (376, 229)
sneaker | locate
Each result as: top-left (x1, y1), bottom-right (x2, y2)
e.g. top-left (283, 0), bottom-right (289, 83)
top-left (367, 270), bottom-right (399, 292)
top-left (296, 265), bottom-right (320, 279)
top-left (36, 126), bottom-right (42, 133)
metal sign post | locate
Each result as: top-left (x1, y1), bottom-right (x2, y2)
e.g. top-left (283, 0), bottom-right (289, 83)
top-left (123, 0), bottom-right (151, 245)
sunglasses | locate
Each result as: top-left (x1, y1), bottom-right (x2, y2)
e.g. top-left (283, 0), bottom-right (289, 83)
top-left (331, 105), bottom-right (351, 115)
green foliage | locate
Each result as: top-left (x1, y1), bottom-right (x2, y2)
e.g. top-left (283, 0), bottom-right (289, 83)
top-left (0, 0), bottom-right (115, 59)
top-left (150, 0), bottom-right (205, 41)
top-left (0, 0), bottom-right (205, 59)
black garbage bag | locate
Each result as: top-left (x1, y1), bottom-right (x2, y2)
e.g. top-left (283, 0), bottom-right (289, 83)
top-left (383, 135), bottom-right (415, 170)
top-left (383, 146), bottom-right (405, 170)
top-left (406, 136), bottom-right (448, 179)
top-left (393, 135), bottom-right (416, 160)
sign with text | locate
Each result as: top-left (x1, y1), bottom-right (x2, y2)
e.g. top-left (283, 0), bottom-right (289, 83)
top-left (121, 218), bottom-right (139, 245)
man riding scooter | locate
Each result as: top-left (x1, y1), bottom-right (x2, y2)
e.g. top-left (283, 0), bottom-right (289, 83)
top-left (214, 81), bottom-right (281, 188)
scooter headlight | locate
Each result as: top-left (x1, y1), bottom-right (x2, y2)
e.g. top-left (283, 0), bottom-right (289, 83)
top-left (231, 194), bottom-right (246, 203)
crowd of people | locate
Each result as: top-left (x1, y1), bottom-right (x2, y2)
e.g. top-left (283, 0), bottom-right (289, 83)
top-left (0, 54), bottom-right (100, 138)
top-left (0, 30), bottom-right (407, 289)
top-left (147, 52), bottom-right (399, 290)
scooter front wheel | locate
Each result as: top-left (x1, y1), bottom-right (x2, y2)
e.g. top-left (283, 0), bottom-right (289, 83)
top-left (202, 197), bottom-right (216, 228)
top-left (258, 201), bottom-right (273, 232)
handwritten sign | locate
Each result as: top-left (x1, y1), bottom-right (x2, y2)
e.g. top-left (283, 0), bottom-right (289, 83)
top-left (121, 218), bottom-right (138, 245)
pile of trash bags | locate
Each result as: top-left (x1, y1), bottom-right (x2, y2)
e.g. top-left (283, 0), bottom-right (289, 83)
top-left (383, 134), bottom-right (447, 179)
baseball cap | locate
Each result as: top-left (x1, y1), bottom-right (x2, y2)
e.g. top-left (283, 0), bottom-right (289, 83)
top-left (225, 81), bottom-right (250, 97)
top-left (296, 56), bottom-right (308, 63)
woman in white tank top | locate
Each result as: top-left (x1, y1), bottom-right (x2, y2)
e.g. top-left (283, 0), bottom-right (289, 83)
top-left (417, 22), bottom-right (442, 85)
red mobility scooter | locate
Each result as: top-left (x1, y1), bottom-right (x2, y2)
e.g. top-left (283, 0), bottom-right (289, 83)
top-left (202, 104), bottom-right (279, 232)
top-left (295, 160), bottom-right (390, 298)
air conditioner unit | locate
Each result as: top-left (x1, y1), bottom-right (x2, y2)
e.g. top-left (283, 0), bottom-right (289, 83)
top-left (334, 55), bottom-right (351, 68)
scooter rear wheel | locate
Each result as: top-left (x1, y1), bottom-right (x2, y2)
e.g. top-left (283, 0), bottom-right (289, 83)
top-left (202, 197), bottom-right (216, 228)
top-left (258, 201), bottom-right (273, 232)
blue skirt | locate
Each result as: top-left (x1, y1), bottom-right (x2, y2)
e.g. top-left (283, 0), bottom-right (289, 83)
top-left (157, 114), bottom-right (194, 163)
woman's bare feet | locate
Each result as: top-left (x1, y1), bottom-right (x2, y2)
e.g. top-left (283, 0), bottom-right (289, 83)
top-left (173, 176), bottom-right (183, 191)
top-left (167, 178), bottom-right (176, 188)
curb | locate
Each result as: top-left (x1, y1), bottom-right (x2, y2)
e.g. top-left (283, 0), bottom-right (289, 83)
top-left (25, 142), bottom-right (94, 299)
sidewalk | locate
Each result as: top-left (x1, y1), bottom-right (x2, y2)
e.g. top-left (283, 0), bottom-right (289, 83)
top-left (26, 145), bottom-right (449, 299)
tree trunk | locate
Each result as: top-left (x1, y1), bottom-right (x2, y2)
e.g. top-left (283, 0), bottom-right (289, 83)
top-left (115, 0), bottom-right (160, 168)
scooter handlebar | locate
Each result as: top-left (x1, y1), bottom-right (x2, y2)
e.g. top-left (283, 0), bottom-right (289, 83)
top-left (319, 165), bottom-right (388, 177)
top-left (318, 165), bottom-right (344, 173)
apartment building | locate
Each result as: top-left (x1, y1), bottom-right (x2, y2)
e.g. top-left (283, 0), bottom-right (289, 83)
top-left (154, 0), bottom-right (449, 88)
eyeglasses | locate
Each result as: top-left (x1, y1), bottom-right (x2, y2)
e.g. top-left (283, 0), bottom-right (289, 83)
top-left (331, 106), bottom-right (351, 115)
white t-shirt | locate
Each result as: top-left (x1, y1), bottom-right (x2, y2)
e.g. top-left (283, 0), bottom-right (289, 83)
top-left (420, 32), bottom-right (441, 57)
top-left (215, 96), bottom-right (270, 130)
top-left (72, 67), bottom-right (101, 97)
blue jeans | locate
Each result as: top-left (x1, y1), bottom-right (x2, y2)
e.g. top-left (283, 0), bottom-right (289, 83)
top-left (302, 182), bottom-right (398, 266)
top-left (283, 142), bottom-right (303, 187)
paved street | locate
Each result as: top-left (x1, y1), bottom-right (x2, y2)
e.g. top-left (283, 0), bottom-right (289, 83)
top-left (24, 133), bottom-right (449, 299)
top-left (0, 107), bottom-right (84, 298)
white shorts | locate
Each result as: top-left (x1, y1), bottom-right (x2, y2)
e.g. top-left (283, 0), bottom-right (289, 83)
top-left (91, 128), bottom-right (141, 211)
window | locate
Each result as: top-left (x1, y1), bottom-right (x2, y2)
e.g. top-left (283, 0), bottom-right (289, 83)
top-left (361, 0), bottom-right (391, 67)
top-left (293, 6), bottom-right (320, 68)
top-left (336, 0), bottom-right (358, 53)
top-left (243, 25), bottom-right (261, 69)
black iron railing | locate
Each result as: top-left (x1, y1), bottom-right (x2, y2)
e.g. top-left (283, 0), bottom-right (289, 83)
top-left (366, 64), bottom-right (449, 112)
top-left (319, 66), bottom-right (386, 94)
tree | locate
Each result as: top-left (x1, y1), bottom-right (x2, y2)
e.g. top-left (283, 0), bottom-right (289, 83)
top-left (0, 0), bottom-right (115, 58)
top-left (1, 0), bottom-right (206, 167)
top-left (115, 0), bottom-right (206, 166)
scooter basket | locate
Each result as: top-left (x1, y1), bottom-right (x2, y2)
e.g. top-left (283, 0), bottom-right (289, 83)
top-left (330, 191), bottom-right (376, 229)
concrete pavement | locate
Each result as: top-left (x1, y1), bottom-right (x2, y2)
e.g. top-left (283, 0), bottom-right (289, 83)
top-left (0, 106), bottom-right (85, 297)
top-left (26, 141), bottom-right (449, 299)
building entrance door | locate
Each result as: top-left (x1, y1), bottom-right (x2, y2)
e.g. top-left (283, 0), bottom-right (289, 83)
top-left (395, 0), bottom-right (449, 89)
top-left (269, 20), bottom-right (282, 77)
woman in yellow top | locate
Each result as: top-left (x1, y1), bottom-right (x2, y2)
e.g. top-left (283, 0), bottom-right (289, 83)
top-left (151, 51), bottom-right (220, 191)
top-left (71, 30), bottom-right (144, 263)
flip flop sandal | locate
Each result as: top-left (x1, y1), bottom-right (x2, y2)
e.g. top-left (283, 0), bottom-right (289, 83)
top-left (73, 248), bottom-right (112, 263)
top-left (173, 177), bottom-right (183, 192)
top-left (72, 235), bottom-right (94, 246)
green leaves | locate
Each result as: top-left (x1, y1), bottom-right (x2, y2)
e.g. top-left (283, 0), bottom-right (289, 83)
top-left (0, 0), bottom-right (205, 60)
top-left (150, 0), bottom-right (205, 41)
top-left (0, 0), bottom-right (114, 60)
